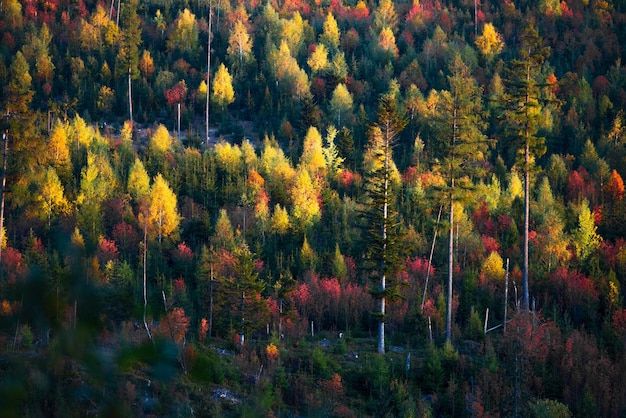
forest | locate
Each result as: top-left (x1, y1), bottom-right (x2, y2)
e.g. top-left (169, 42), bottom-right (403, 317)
top-left (1, 0), bottom-right (626, 416)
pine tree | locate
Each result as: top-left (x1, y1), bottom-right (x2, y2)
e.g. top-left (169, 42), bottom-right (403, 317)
top-left (115, 0), bottom-right (142, 80)
top-left (363, 95), bottom-right (407, 354)
top-left (431, 54), bottom-right (489, 344)
top-left (500, 24), bottom-right (550, 311)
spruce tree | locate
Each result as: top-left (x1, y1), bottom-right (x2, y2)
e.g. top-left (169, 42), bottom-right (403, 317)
top-left (363, 96), bottom-right (407, 354)
top-left (500, 24), bottom-right (550, 311)
top-left (431, 54), bottom-right (489, 344)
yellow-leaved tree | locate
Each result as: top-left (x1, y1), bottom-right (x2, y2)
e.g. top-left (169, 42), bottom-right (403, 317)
top-left (35, 166), bottom-right (70, 227)
top-left (300, 126), bottom-right (327, 178)
top-left (166, 8), bottom-right (199, 54)
top-left (227, 20), bottom-right (254, 73)
top-left (212, 63), bottom-right (235, 113)
top-left (290, 168), bottom-right (320, 231)
top-left (137, 173), bottom-right (181, 341)
top-left (270, 204), bottom-right (290, 235)
top-left (46, 119), bottom-right (72, 185)
top-left (149, 124), bottom-right (173, 155)
top-left (378, 27), bottom-right (398, 58)
top-left (307, 44), bottom-right (329, 74)
top-left (480, 251), bottom-right (506, 284)
top-left (127, 158), bottom-right (151, 201)
top-left (145, 173), bottom-right (182, 243)
top-left (319, 11), bottom-right (340, 51)
top-left (475, 22), bottom-right (504, 62)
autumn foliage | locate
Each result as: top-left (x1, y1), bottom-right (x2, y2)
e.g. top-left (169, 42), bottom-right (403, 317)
top-left (3, 0), bottom-right (626, 416)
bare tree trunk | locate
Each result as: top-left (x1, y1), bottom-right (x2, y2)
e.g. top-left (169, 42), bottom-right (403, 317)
top-left (208, 264), bottom-right (214, 338)
top-left (378, 136), bottom-right (390, 355)
top-left (523, 138), bottom-right (530, 311)
top-left (421, 204), bottom-right (443, 312)
top-left (504, 258), bottom-right (510, 331)
top-left (0, 126), bottom-right (8, 264)
top-left (446, 185), bottom-right (454, 345)
top-left (143, 224), bottom-right (152, 341)
top-left (240, 291), bottom-right (245, 346)
top-left (523, 66), bottom-right (531, 312)
top-left (128, 68), bottom-right (133, 127)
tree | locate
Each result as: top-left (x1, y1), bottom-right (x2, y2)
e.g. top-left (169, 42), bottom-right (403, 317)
top-left (378, 27), bottom-right (398, 58)
top-left (605, 169), bottom-right (624, 207)
top-left (115, 0), bottom-right (141, 79)
top-left (166, 9), bottom-right (199, 54)
top-left (290, 168), bottom-right (321, 231)
top-left (139, 50), bottom-right (155, 79)
top-left (46, 119), bottom-right (71, 172)
top-left (212, 63), bottom-right (235, 113)
top-left (281, 11), bottom-right (309, 57)
top-left (308, 44), bottom-right (329, 74)
top-left (269, 40), bottom-right (312, 102)
top-left (35, 166), bottom-right (70, 227)
top-left (127, 158), bottom-right (150, 201)
top-left (320, 11), bottom-right (340, 52)
top-left (323, 126), bottom-right (344, 178)
top-left (270, 204), bottom-right (290, 235)
top-left (224, 243), bottom-right (269, 344)
top-left (573, 200), bottom-right (601, 265)
top-left (372, 0), bottom-right (398, 34)
top-left (227, 20), bottom-right (253, 73)
top-left (73, 150), bottom-right (117, 249)
top-left (500, 24), bottom-right (550, 311)
top-left (149, 124), bottom-right (173, 155)
top-left (480, 251), bottom-right (505, 284)
top-left (363, 96), bottom-right (407, 354)
top-left (212, 208), bottom-right (235, 250)
top-left (332, 243), bottom-right (347, 281)
top-left (300, 126), bottom-right (326, 177)
top-left (146, 173), bottom-right (182, 243)
top-left (432, 54), bottom-right (489, 344)
top-left (97, 86), bottom-right (115, 116)
top-left (4, 51), bottom-right (34, 115)
top-left (329, 83), bottom-right (353, 127)
top-left (31, 24), bottom-right (55, 93)
top-left (475, 22), bottom-right (504, 62)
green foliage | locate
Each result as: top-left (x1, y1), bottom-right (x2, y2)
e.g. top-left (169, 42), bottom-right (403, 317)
top-left (189, 348), bottom-right (226, 384)
top-left (421, 344), bottom-right (444, 394)
top-left (530, 399), bottom-right (572, 418)
top-left (5, 3), bottom-right (626, 416)
top-left (311, 346), bottom-right (335, 380)
top-left (573, 200), bottom-right (601, 264)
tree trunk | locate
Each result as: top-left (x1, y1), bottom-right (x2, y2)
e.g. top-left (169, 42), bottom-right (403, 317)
top-left (446, 183), bottom-right (454, 345)
top-left (523, 130), bottom-right (530, 311)
top-left (143, 224), bottom-right (152, 341)
top-left (378, 135), bottom-right (390, 355)
top-left (0, 127), bottom-right (8, 264)
top-left (128, 68), bottom-right (133, 127)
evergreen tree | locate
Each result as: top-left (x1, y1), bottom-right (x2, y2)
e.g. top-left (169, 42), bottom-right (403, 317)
top-left (500, 24), bottom-right (550, 311)
top-left (362, 95), bottom-right (407, 354)
top-left (431, 54), bottom-right (489, 344)
top-left (115, 0), bottom-right (142, 80)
